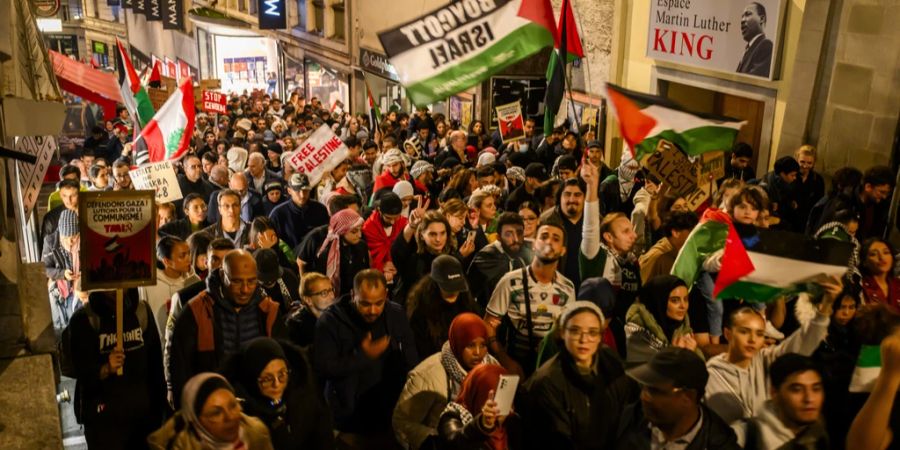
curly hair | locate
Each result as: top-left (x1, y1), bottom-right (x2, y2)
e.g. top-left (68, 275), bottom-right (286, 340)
top-left (416, 210), bottom-right (456, 254)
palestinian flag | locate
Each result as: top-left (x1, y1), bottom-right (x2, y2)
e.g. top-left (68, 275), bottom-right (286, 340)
top-left (115, 38), bottom-right (155, 128)
top-left (363, 76), bottom-right (382, 131)
top-left (544, 0), bottom-right (581, 136)
top-left (148, 60), bottom-right (163, 88)
top-left (605, 83), bottom-right (745, 160)
top-left (671, 208), bottom-right (734, 289)
top-left (133, 78), bottom-right (195, 165)
top-left (378, 0), bottom-right (556, 106)
top-left (714, 228), bottom-right (854, 303)
top-left (849, 345), bottom-right (881, 393)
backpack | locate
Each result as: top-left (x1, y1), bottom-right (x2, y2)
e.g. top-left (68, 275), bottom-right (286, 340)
top-left (59, 299), bottom-right (150, 378)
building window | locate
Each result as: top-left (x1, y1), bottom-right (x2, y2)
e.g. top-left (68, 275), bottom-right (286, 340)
top-left (310, 0), bottom-right (325, 36)
top-left (295, 0), bottom-right (306, 30)
top-left (331, 0), bottom-right (344, 42)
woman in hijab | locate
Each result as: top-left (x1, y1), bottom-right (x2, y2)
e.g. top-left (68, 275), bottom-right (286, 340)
top-left (524, 301), bottom-right (639, 450)
top-left (221, 338), bottom-right (334, 450)
top-left (394, 313), bottom-right (500, 449)
top-left (295, 208), bottom-right (368, 297)
top-left (148, 372), bottom-right (273, 450)
top-left (624, 274), bottom-right (701, 366)
top-left (436, 363), bottom-right (519, 450)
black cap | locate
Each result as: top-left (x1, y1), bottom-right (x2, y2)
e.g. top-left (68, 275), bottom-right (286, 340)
top-left (524, 162), bottom-right (547, 181)
top-left (254, 248), bottom-right (283, 284)
top-left (377, 192), bottom-right (403, 215)
top-left (267, 142), bottom-right (283, 154)
top-left (264, 181), bottom-right (283, 194)
top-left (557, 155), bottom-right (578, 172)
top-left (289, 173), bottom-right (311, 191)
top-left (430, 255), bottom-right (468, 293)
top-left (577, 277), bottom-right (616, 316)
top-left (626, 347), bottom-right (708, 391)
top-left (440, 157), bottom-right (461, 170)
top-left (586, 140), bottom-right (603, 150)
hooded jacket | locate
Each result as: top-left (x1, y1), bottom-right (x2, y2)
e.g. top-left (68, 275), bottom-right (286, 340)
top-left (168, 268), bottom-right (285, 406)
top-left (148, 412), bottom-right (273, 450)
top-left (705, 312), bottom-right (829, 426)
top-left (69, 290), bottom-right (166, 428)
top-left (742, 401), bottom-right (829, 450)
top-left (314, 293), bottom-right (419, 433)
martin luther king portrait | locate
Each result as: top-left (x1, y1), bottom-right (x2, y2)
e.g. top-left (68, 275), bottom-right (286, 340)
top-left (736, 2), bottom-right (774, 77)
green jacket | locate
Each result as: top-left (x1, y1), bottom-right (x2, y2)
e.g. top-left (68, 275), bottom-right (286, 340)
top-left (623, 302), bottom-right (701, 367)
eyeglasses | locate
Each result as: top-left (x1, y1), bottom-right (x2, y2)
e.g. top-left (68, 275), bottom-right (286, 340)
top-left (307, 288), bottom-right (333, 298)
top-left (258, 369), bottom-right (290, 388)
top-left (564, 327), bottom-right (602, 341)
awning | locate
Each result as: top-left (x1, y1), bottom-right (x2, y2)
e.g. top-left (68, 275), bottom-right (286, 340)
top-left (49, 50), bottom-right (122, 120)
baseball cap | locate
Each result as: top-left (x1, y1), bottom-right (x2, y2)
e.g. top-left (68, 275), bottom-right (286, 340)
top-left (253, 248), bottom-right (283, 284)
top-left (289, 173), bottom-right (311, 191)
top-left (585, 140), bottom-right (603, 151)
top-left (264, 181), bottom-right (283, 194)
top-left (626, 347), bottom-right (708, 392)
top-left (557, 155), bottom-right (578, 172)
top-left (430, 255), bottom-right (468, 293)
top-left (377, 192), bottom-right (403, 215)
top-left (524, 162), bottom-right (547, 181)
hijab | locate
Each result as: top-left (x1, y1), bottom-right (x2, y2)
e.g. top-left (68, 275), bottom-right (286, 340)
top-left (640, 275), bottom-right (688, 341)
top-left (456, 364), bottom-right (508, 450)
top-left (316, 208), bottom-right (363, 295)
top-left (181, 373), bottom-right (247, 450)
top-left (237, 338), bottom-right (289, 401)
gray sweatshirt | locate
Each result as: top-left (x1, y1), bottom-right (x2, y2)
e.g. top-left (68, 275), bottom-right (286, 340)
top-left (704, 311), bottom-right (829, 426)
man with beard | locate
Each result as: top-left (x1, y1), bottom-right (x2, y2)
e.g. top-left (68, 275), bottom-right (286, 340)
top-left (541, 177), bottom-right (586, 289)
top-left (485, 218), bottom-right (575, 377)
top-left (467, 212), bottom-right (534, 308)
top-left (314, 270), bottom-right (418, 449)
top-left (373, 148), bottom-right (409, 193)
top-left (176, 154), bottom-right (216, 215)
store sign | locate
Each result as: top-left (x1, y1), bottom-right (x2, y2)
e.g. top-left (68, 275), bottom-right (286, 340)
top-left (147, 0), bottom-right (162, 21)
top-left (646, 0), bottom-right (785, 80)
top-left (202, 91), bottom-right (227, 114)
top-left (122, 0), bottom-right (132, 9)
top-left (134, 0), bottom-right (146, 16)
top-left (163, 0), bottom-right (184, 30)
top-left (359, 48), bottom-right (398, 82)
top-left (288, 125), bottom-right (350, 187)
top-left (257, 0), bottom-right (286, 29)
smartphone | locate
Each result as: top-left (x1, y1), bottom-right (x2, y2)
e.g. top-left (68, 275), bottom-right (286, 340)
top-left (467, 230), bottom-right (477, 242)
top-left (494, 374), bottom-right (519, 416)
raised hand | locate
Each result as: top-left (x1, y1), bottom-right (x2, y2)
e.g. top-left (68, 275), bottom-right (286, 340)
top-left (361, 332), bottom-right (391, 360)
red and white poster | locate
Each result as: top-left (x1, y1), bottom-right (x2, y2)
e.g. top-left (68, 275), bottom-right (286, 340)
top-left (165, 57), bottom-right (177, 81)
top-left (288, 124), bottom-right (350, 187)
top-left (202, 90), bottom-right (227, 114)
top-left (79, 190), bottom-right (157, 290)
top-left (495, 101), bottom-right (525, 143)
top-left (178, 59), bottom-right (190, 81)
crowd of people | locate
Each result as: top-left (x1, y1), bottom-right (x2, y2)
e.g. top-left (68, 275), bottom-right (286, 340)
top-left (40, 91), bottom-right (900, 450)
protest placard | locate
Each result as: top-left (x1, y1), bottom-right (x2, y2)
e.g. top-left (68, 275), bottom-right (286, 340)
top-left (641, 140), bottom-right (698, 197)
top-left (79, 190), bottom-right (156, 290)
top-left (201, 90), bottom-right (227, 114)
top-left (287, 124), bottom-right (350, 187)
top-left (495, 101), bottom-right (525, 143)
top-left (129, 160), bottom-right (183, 203)
top-left (582, 106), bottom-right (599, 127)
top-left (697, 151), bottom-right (725, 184)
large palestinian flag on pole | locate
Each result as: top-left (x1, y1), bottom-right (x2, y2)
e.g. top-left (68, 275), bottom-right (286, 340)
top-left (115, 38), bottom-right (155, 128)
top-left (714, 228), bottom-right (854, 303)
top-left (605, 83), bottom-right (745, 160)
top-left (378, 0), bottom-right (556, 106)
top-left (133, 78), bottom-right (195, 165)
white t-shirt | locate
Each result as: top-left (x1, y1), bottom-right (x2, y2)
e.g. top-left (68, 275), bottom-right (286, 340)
top-left (486, 267), bottom-right (575, 356)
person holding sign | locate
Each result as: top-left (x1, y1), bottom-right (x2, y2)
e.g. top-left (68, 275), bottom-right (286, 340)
top-left (67, 288), bottom-right (167, 449)
top-left (436, 363), bottom-right (520, 449)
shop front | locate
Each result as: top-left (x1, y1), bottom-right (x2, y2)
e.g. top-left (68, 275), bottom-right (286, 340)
top-left (305, 57), bottom-right (350, 114)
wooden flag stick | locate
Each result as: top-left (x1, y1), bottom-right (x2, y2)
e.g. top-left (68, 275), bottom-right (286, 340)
top-left (115, 289), bottom-right (124, 376)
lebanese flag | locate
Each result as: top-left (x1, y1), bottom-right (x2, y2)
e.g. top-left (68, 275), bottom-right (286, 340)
top-left (714, 228), bottom-right (853, 303)
top-left (115, 38), bottom-right (155, 128)
top-left (605, 83), bottom-right (745, 160)
top-left (133, 78), bottom-right (195, 165)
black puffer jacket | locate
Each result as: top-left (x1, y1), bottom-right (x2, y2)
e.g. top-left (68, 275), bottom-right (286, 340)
top-left (615, 404), bottom-right (740, 450)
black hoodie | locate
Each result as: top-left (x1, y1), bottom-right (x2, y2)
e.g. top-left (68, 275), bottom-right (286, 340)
top-left (69, 289), bottom-right (166, 427)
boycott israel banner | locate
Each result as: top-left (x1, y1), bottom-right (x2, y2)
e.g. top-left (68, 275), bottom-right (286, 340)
top-left (288, 124), bottom-right (350, 187)
top-left (377, 0), bottom-right (555, 106)
top-left (647, 0), bottom-right (786, 80)
top-left (79, 191), bottom-right (157, 290)
top-left (129, 160), bottom-right (184, 203)
top-left (495, 101), bottom-right (525, 143)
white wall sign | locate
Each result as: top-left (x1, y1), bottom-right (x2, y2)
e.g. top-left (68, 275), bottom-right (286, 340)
top-left (647, 0), bottom-right (785, 80)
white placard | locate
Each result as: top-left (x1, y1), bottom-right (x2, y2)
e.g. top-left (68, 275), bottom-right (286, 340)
top-left (287, 124), bottom-right (350, 187)
top-left (15, 136), bottom-right (56, 218)
top-left (129, 160), bottom-right (183, 203)
top-left (647, 0), bottom-right (785, 80)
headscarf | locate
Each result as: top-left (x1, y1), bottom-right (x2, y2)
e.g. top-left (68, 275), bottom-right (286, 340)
top-left (455, 364), bottom-right (508, 450)
top-left (448, 313), bottom-right (489, 361)
top-left (640, 275), bottom-right (688, 341)
top-left (393, 181), bottom-right (415, 217)
top-left (506, 166), bottom-right (525, 185)
top-left (617, 152), bottom-right (640, 202)
top-left (59, 209), bottom-right (79, 237)
top-left (238, 338), bottom-right (289, 400)
top-left (316, 208), bottom-right (363, 295)
top-left (181, 373), bottom-right (247, 450)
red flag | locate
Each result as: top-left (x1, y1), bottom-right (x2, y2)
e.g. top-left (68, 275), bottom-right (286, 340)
top-left (556, 0), bottom-right (584, 59)
top-left (148, 60), bottom-right (162, 88)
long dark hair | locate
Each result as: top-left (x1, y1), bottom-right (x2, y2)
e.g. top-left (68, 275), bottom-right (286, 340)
top-left (860, 238), bottom-right (896, 277)
top-left (406, 276), bottom-right (477, 347)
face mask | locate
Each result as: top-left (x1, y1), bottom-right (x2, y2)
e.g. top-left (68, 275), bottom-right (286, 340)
top-left (518, 143), bottom-right (530, 153)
